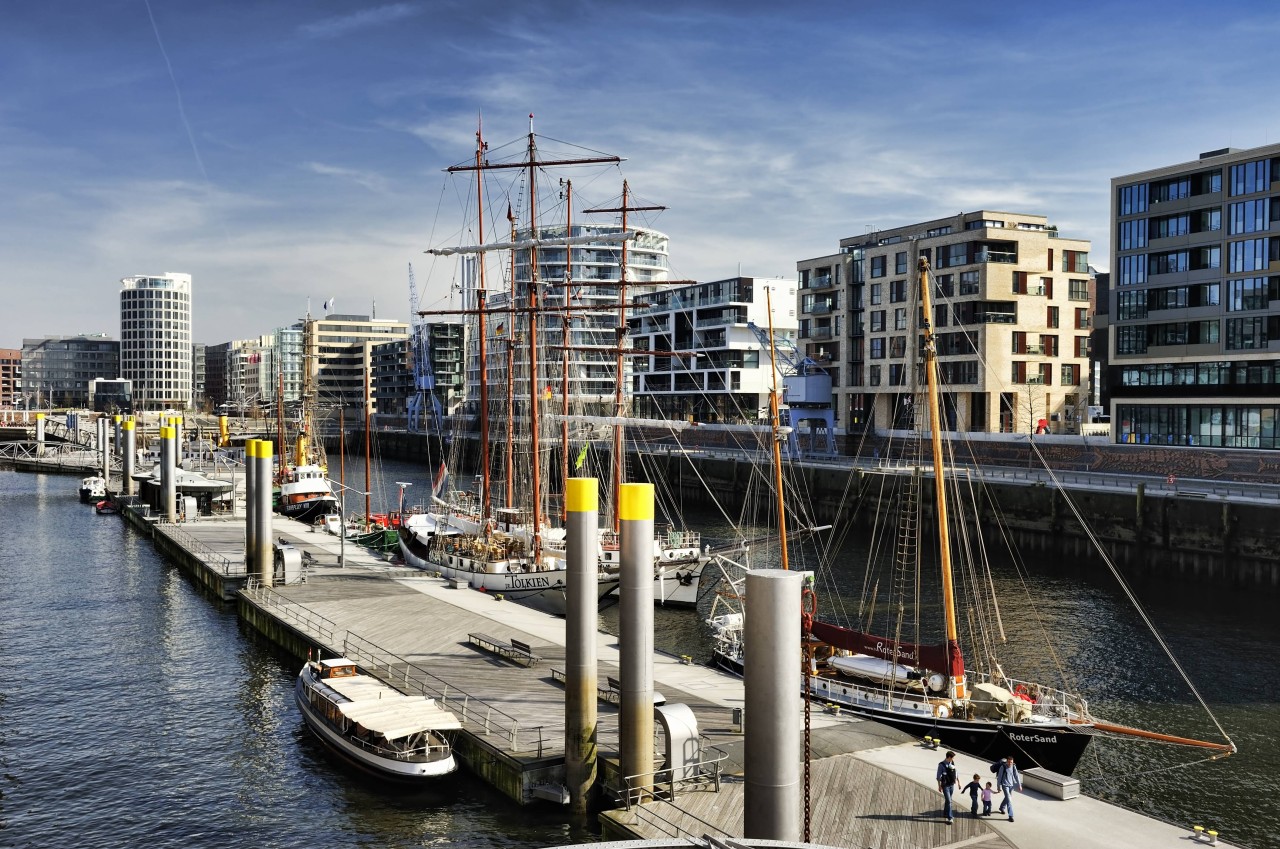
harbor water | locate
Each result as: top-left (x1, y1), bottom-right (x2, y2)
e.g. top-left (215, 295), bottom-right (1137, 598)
top-left (3, 458), bottom-right (1277, 848)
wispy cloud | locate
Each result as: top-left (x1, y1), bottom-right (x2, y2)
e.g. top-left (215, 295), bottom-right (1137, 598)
top-left (297, 2), bottom-right (422, 39)
top-left (304, 162), bottom-right (392, 194)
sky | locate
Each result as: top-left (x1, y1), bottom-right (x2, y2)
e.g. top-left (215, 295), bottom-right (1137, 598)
top-left (3, 0), bottom-right (1280, 347)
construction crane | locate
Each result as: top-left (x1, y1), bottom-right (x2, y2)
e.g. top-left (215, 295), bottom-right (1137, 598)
top-left (746, 320), bottom-right (836, 456)
top-left (406, 263), bottom-right (442, 434)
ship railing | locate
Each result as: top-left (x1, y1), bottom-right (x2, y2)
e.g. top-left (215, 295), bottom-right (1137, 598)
top-left (341, 632), bottom-right (559, 755)
top-left (243, 577), bottom-right (344, 644)
top-left (159, 521), bottom-right (247, 576)
top-left (614, 744), bottom-right (730, 812)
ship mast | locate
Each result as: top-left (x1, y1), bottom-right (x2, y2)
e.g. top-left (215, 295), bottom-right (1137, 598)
top-left (560, 180), bottom-right (573, 523)
top-left (765, 285), bottom-right (790, 570)
top-left (916, 257), bottom-right (965, 699)
top-left (474, 124), bottom-right (492, 520)
top-left (526, 116), bottom-right (544, 559)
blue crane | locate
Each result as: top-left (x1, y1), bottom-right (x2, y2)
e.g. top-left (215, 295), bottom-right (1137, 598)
top-left (746, 320), bottom-right (836, 456)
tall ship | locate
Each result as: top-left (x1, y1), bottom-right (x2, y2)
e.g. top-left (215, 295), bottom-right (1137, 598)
top-left (708, 260), bottom-right (1236, 776)
top-left (401, 118), bottom-right (729, 613)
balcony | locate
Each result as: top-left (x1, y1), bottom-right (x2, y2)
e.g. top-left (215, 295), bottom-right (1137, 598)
top-left (1025, 375), bottom-right (1045, 384)
top-left (977, 249), bottom-right (1017, 264)
top-left (806, 302), bottom-right (834, 315)
top-left (808, 326), bottom-right (834, 340)
top-left (1023, 343), bottom-right (1044, 355)
top-left (980, 312), bottom-right (1017, 324)
top-left (803, 274), bottom-right (834, 290)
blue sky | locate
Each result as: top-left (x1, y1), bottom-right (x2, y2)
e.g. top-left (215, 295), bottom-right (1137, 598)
top-left (3, 1), bottom-right (1279, 346)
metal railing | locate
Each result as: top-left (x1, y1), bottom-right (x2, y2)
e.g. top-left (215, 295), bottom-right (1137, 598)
top-left (244, 577), bottom-right (344, 643)
top-left (614, 745), bottom-right (731, 811)
top-left (157, 521), bottom-right (247, 575)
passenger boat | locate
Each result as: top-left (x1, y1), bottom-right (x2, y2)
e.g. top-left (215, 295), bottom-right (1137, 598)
top-left (294, 657), bottom-right (459, 780)
top-left (79, 475), bottom-right (106, 503)
top-left (708, 262), bottom-right (1237, 776)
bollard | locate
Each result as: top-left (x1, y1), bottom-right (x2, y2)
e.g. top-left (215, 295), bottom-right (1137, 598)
top-left (35, 412), bottom-right (45, 457)
top-left (160, 425), bottom-right (177, 522)
top-left (256, 440), bottom-right (274, 586)
top-left (564, 477), bottom-right (599, 814)
top-left (245, 440), bottom-right (258, 572)
top-left (122, 419), bottom-right (136, 497)
top-left (618, 482), bottom-right (655, 805)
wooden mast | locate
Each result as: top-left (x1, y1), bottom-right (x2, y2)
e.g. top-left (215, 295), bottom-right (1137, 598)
top-left (560, 180), bottom-right (572, 523)
top-left (474, 123), bottom-right (492, 520)
top-left (364, 364), bottom-right (372, 521)
top-left (526, 115), bottom-right (544, 561)
top-left (583, 182), bottom-right (665, 532)
top-left (917, 256), bottom-right (964, 699)
top-left (506, 206), bottom-right (517, 510)
top-left (765, 284), bottom-right (790, 570)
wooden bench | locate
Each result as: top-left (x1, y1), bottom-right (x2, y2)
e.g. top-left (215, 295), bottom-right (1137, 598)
top-left (467, 632), bottom-right (541, 667)
top-left (549, 668), bottom-right (617, 703)
top-left (1022, 766), bottom-right (1080, 800)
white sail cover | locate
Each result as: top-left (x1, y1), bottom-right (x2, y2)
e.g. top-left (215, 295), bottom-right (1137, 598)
top-left (323, 675), bottom-right (463, 739)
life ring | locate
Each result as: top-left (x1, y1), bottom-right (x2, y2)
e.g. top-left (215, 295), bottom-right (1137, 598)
top-left (1013, 684), bottom-right (1033, 703)
top-left (933, 704), bottom-right (951, 719)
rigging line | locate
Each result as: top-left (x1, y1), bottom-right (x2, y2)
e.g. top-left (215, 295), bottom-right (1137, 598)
top-left (1028, 439), bottom-right (1236, 749)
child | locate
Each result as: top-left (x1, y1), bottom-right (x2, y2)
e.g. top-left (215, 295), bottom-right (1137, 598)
top-left (961, 774), bottom-right (983, 817)
top-left (981, 781), bottom-right (994, 816)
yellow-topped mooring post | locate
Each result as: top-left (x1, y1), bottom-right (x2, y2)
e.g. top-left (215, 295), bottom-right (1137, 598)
top-left (618, 482), bottom-right (655, 805)
top-left (565, 478), bottom-right (600, 813)
top-left (245, 440), bottom-right (259, 572)
top-left (160, 425), bottom-right (177, 523)
top-left (122, 419), bottom-right (136, 496)
top-left (255, 440), bottom-right (274, 586)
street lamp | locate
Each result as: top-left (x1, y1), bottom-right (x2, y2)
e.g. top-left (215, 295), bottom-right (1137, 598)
top-left (327, 477), bottom-right (370, 568)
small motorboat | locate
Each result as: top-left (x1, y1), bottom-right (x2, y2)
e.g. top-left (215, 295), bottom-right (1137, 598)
top-left (295, 658), bottom-right (459, 781)
top-left (94, 500), bottom-right (120, 515)
top-left (80, 476), bottom-right (107, 503)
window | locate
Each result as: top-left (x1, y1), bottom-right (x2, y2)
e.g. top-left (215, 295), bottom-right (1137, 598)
top-left (959, 271), bottom-right (980, 295)
top-left (868, 364), bottom-right (881, 386)
top-left (1229, 238), bottom-right (1269, 272)
top-left (1069, 279), bottom-right (1089, 301)
top-left (1074, 336), bottom-right (1090, 357)
top-left (1012, 271), bottom-right (1028, 294)
top-left (1116, 325), bottom-right (1147, 354)
top-left (1061, 364), bottom-right (1081, 386)
top-left (1227, 277), bottom-right (1269, 311)
top-left (890, 280), bottom-right (907, 303)
top-left (870, 283), bottom-right (882, 305)
top-left (1230, 159), bottom-right (1270, 196)
top-left (889, 336), bottom-right (906, 358)
top-left (1152, 177), bottom-right (1191, 203)
top-left (894, 308), bottom-right (907, 330)
top-left (1047, 305), bottom-right (1059, 328)
top-left (1229, 199), bottom-right (1270, 234)
top-left (888, 364), bottom-right (906, 385)
top-left (1117, 290), bottom-right (1147, 320)
top-left (1074, 308), bottom-right (1090, 329)
top-left (895, 251), bottom-right (908, 274)
top-left (870, 256), bottom-right (886, 278)
top-left (1119, 183), bottom-right (1148, 215)
top-left (938, 242), bottom-right (968, 268)
top-left (870, 310), bottom-right (885, 332)
top-left (1118, 254), bottom-right (1147, 286)
top-left (1152, 214), bottom-right (1189, 239)
top-left (1149, 250), bottom-right (1189, 275)
top-left (1226, 316), bottom-right (1267, 349)
top-left (935, 304), bottom-right (948, 328)
top-left (1119, 218), bottom-right (1148, 249)
top-left (1062, 251), bottom-right (1089, 273)
top-left (870, 338), bottom-right (886, 359)
top-left (935, 274), bottom-right (954, 297)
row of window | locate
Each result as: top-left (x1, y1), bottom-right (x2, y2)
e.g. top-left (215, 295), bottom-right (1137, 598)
top-left (1119, 360), bottom-right (1280, 387)
top-left (1117, 236), bottom-right (1279, 283)
top-left (1116, 403), bottom-right (1280, 449)
top-left (1115, 316), bottom-right (1275, 353)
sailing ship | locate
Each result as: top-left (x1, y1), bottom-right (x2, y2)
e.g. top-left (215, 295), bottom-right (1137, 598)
top-left (274, 350), bottom-right (339, 524)
top-left (710, 259), bottom-right (1236, 776)
top-left (295, 657), bottom-right (459, 780)
top-left (400, 118), bottom-right (723, 613)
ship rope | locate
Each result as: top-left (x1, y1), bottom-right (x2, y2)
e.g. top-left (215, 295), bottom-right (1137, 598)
top-left (1026, 439), bottom-right (1236, 753)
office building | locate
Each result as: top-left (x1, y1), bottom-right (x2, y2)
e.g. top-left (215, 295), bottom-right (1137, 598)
top-left (20, 334), bottom-right (120, 409)
top-left (0, 348), bottom-right (20, 409)
top-left (1111, 144), bottom-right (1280, 449)
top-left (120, 272), bottom-right (193, 410)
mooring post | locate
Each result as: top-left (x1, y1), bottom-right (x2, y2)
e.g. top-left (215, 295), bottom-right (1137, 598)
top-left (122, 419), bottom-right (136, 497)
top-left (565, 477), bottom-right (599, 813)
top-left (161, 424), bottom-right (177, 523)
top-left (744, 568), bottom-right (803, 841)
top-left (245, 440), bottom-right (258, 572)
top-left (619, 482), bottom-right (655, 804)
top-left (256, 440), bottom-right (274, 586)
top-left (35, 412), bottom-right (45, 457)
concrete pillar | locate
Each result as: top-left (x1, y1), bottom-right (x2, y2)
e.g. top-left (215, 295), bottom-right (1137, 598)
top-left (35, 412), bottom-right (45, 456)
top-left (743, 569), bottom-right (803, 841)
top-left (618, 482), bottom-right (655, 803)
top-left (99, 418), bottom-right (110, 483)
top-left (122, 419), bottom-right (136, 497)
top-left (160, 425), bottom-right (177, 523)
top-left (256, 440), bottom-right (274, 586)
top-left (565, 477), bottom-right (600, 813)
top-left (171, 416), bottom-right (183, 468)
top-left (112, 415), bottom-right (122, 455)
top-left (245, 440), bottom-right (258, 573)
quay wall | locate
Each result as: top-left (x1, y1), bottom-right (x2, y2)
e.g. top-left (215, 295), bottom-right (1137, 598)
top-left (343, 429), bottom-right (1280, 591)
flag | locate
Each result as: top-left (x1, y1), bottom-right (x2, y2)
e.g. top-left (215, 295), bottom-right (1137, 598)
top-left (432, 461), bottom-right (448, 498)
top-left (574, 443), bottom-right (588, 470)
top-left (544, 385), bottom-right (553, 400)
top-left (323, 297), bottom-right (335, 312)
top-left (495, 321), bottom-right (506, 337)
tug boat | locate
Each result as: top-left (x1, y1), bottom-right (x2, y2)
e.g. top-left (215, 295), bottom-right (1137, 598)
top-left (295, 657), bottom-right (460, 780)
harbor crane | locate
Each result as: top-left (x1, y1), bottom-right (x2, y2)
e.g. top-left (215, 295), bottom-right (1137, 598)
top-left (746, 320), bottom-right (836, 457)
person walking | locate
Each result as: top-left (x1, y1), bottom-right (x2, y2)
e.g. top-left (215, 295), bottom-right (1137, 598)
top-left (995, 755), bottom-right (1022, 821)
top-left (936, 750), bottom-right (960, 824)
top-left (961, 773), bottom-right (983, 817)
top-left (981, 781), bottom-right (994, 816)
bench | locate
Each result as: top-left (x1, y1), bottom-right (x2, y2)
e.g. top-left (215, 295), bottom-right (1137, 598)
top-left (467, 632), bottom-right (541, 667)
top-left (1022, 766), bottom-right (1080, 800)
top-left (548, 670), bottom-right (664, 705)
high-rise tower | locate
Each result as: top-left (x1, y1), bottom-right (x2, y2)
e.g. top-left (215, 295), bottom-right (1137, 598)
top-left (120, 272), bottom-right (193, 410)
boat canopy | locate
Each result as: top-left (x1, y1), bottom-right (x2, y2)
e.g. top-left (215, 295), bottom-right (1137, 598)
top-left (323, 675), bottom-right (463, 738)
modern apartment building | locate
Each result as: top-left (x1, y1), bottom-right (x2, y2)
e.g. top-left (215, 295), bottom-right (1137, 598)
top-left (120, 272), bottom-right (193, 409)
top-left (1110, 144), bottom-right (1280, 449)
top-left (301, 313), bottom-right (409, 415)
top-left (20, 334), bottom-right (120, 409)
top-left (0, 348), bottom-right (20, 408)
top-left (627, 276), bottom-right (798, 423)
top-left (799, 211), bottom-right (1093, 434)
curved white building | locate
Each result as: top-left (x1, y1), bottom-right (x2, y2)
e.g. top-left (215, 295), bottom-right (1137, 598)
top-left (120, 272), bottom-right (193, 410)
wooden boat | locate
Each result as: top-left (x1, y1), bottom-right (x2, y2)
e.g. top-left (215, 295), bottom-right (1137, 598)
top-left (709, 261), bottom-right (1237, 776)
top-left (294, 658), bottom-right (459, 781)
